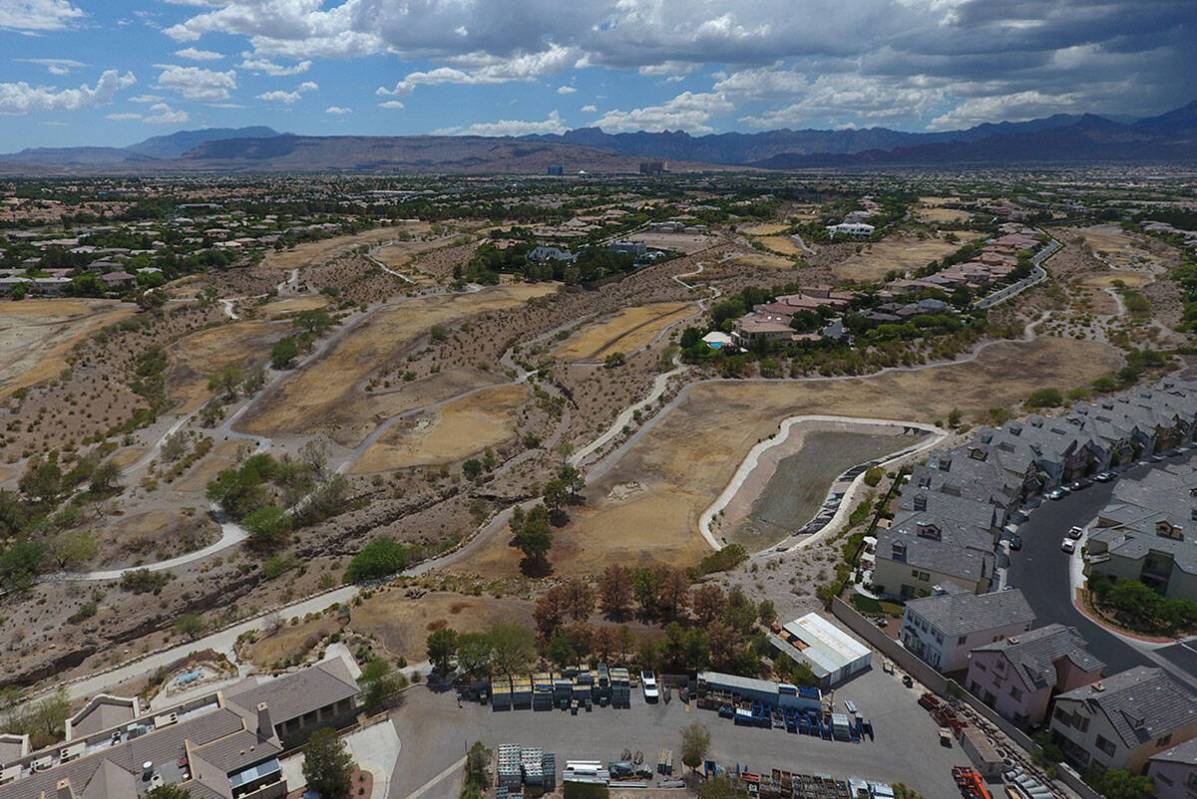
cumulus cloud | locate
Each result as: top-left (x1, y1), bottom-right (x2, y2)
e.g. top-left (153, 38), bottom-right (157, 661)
top-left (0, 69), bottom-right (136, 114)
top-left (0, 0), bottom-right (84, 32)
top-left (928, 90), bottom-right (1083, 130)
top-left (239, 56), bottom-right (311, 76)
top-left (378, 100), bottom-right (405, 109)
top-left (257, 80), bottom-right (318, 105)
top-left (156, 64), bottom-right (237, 102)
top-left (325, 105), bottom-right (351, 114)
top-left (595, 91), bottom-right (733, 133)
top-left (175, 47), bottom-right (224, 61)
top-left (438, 110), bottom-right (567, 136)
top-left (154, 0), bottom-right (1197, 130)
top-left (557, 85), bottom-right (576, 94)
top-left (378, 44), bottom-right (579, 95)
top-left (581, 104), bottom-right (597, 113)
top-left (107, 101), bottom-right (189, 124)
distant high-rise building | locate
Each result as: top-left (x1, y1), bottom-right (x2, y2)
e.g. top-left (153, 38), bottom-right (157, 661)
top-left (546, 165), bottom-right (564, 176)
top-left (639, 161), bottom-right (666, 175)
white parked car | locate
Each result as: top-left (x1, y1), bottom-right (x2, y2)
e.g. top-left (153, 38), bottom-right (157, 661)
top-left (1061, 539), bottom-right (1076, 554)
top-left (641, 671), bottom-right (659, 703)
top-left (1067, 526), bottom-right (1084, 540)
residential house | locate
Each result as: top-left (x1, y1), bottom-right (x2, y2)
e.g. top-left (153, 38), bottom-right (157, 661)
top-left (871, 512), bottom-right (997, 599)
top-left (1050, 666), bottom-right (1197, 773)
top-left (826, 222), bottom-right (875, 238)
top-left (1086, 463), bottom-right (1197, 600)
top-left (222, 656), bottom-right (360, 749)
top-left (900, 587), bottom-right (1034, 673)
top-left (1148, 738), bottom-right (1197, 799)
top-left (965, 624), bottom-right (1104, 728)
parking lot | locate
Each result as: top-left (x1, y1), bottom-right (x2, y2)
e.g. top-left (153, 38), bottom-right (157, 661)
top-left (389, 667), bottom-right (971, 799)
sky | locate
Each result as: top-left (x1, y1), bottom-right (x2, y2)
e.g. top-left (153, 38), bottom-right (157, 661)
top-left (0, 0), bottom-right (1193, 151)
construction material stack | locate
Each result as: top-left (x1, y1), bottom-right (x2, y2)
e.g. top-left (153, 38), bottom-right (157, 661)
top-left (596, 663), bottom-right (611, 706)
top-left (610, 667), bottom-right (631, 707)
top-left (521, 746), bottom-right (544, 789)
top-left (533, 673), bottom-right (553, 711)
top-left (498, 744), bottom-right (522, 791)
top-left (542, 752), bottom-right (557, 793)
top-left (492, 677), bottom-right (512, 711)
top-left (511, 675), bottom-right (533, 710)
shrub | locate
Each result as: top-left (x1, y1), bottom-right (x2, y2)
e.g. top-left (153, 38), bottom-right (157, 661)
top-left (345, 537), bottom-right (416, 582)
top-left (120, 568), bottom-right (172, 594)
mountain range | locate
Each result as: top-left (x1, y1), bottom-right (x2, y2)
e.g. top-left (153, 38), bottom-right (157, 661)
top-left (1, 101), bottom-right (1194, 174)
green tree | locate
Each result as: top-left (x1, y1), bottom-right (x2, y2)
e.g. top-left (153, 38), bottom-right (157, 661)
top-left (1026, 387), bottom-right (1064, 408)
top-left (174, 612), bottom-right (206, 640)
top-left (271, 337), bottom-right (300, 369)
top-left (358, 657), bottom-right (405, 712)
top-left (681, 722), bottom-right (711, 773)
top-left (488, 623), bottom-right (536, 676)
top-left (302, 728), bottom-right (354, 799)
top-left (463, 741), bottom-right (492, 794)
top-left (243, 505), bottom-right (293, 551)
top-left (207, 366), bottom-right (243, 402)
top-left (427, 627), bottom-right (459, 675)
top-left (345, 537), bottom-right (415, 582)
top-left (0, 540), bottom-right (47, 592)
top-left (512, 504), bottom-right (553, 567)
top-left (455, 632), bottom-right (494, 680)
top-left (146, 786), bottom-right (191, 799)
top-left (19, 458), bottom-right (62, 505)
top-left (462, 459), bottom-right (483, 480)
top-left (50, 530), bottom-right (97, 570)
top-left (1086, 768), bottom-right (1155, 799)
top-left (88, 459), bottom-right (121, 495)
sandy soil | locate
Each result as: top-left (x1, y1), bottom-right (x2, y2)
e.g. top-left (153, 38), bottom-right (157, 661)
top-left (552, 302), bottom-right (694, 361)
top-left (350, 590), bottom-right (536, 662)
top-left (458, 335), bottom-right (1121, 577)
top-left (833, 235), bottom-right (982, 282)
top-left (240, 284), bottom-right (556, 444)
top-left (0, 299), bottom-right (136, 398)
top-left (351, 383), bottom-right (530, 473)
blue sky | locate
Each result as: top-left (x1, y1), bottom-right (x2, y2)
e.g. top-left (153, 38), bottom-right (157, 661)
top-left (1, 0), bottom-right (1193, 151)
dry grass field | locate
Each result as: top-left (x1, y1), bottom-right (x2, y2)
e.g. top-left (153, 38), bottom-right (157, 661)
top-left (1075, 225), bottom-right (1162, 271)
top-left (352, 383), bottom-right (530, 473)
top-left (174, 441), bottom-right (242, 493)
top-left (262, 226), bottom-right (417, 271)
top-left (552, 302), bottom-right (694, 361)
top-left (916, 207), bottom-right (972, 224)
top-left (167, 320), bottom-right (280, 413)
top-left (757, 236), bottom-right (803, 256)
top-left (0, 299), bottom-right (136, 398)
top-left (834, 235), bottom-right (981, 282)
top-left (628, 231), bottom-right (719, 253)
top-left (350, 591), bottom-right (536, 662)
top-left (457, 335), bottom-right (1122, 576)
top-left (241, 284), bottom-right (556, 443)
top-left (260, 296), bottom-right (331, 318)
top-left (249, 616), bottom-right (343, 669)
top-left (725, 251), bottom-right (796, 271)
top-left (742, 223), bottom-right (790, 236)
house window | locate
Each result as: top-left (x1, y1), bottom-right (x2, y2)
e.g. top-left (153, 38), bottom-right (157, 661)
top-left (1010, 686), bottom-right (1023, 701)
top-left (1095, 735), bottom-right (1116, 758)
top-left (1158, 734), bottom-right (1173, 748)
top-left (974, 661), bottom-right (987, 672)
top-left (957, 635), bottom-right (969, 646)
top-left (1074, 714), bottom-right (1089, 732)
top-left (911, 569), bottom-right (920, 577)
top-left (918, 571), bottom-right (930, 581)
top-left (1053, 707), bottom-right (1070, 727)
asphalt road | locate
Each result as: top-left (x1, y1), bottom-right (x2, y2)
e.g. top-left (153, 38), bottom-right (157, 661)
top-left (1005, 454), bottom-right (1197, 686)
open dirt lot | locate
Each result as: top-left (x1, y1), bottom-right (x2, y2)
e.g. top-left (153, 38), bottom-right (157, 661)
top-left (457, 335), bottom-right (1121, 576)
top-left (1075, 224), bottom-right (1165, 271)
top-left (351, 590), bottom-right (535, 663)
top-left (833, 235), bottom-right (982, 282)
top-left (351, 383), bottom-right (530, 473)
top-left (0, 299), bottom-right (136, 398)
top-left (249, 615), bottom-right (343, 669)
top-left (757, 236), bottom-right (803, 256)
top-left (742, 223), bottom-right (790, 236)
top-left (725, 251), bottom-right (797, 271)
top-left (552, 302), bottom-right (695, 361)
top-left (240, 284), bottom-right (556, 444)
top-left (916, 207), bottom-right (972, 224)
top-left (167, 320), bottom-right (280, 413)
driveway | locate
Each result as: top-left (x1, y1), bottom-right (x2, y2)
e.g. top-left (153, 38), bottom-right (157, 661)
top-left (1004, 454), bottom-right (1197, 689)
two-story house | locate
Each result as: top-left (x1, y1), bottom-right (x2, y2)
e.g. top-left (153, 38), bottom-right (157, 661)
top-left (964, 624), bottom-right (1104, 728)
top-left (1050, 666), bottom-right (1197, 773)
top-left (900, 587), bottom-right (1034, 674)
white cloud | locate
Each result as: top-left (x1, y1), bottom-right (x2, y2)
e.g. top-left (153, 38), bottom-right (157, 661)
top-left (130, 94), bottom-right (165, 103)
top-left (0, 0), bottom-right (84, 32)
top-left (378, 100), bottom-right (405, 109)
top-left (556, 85), bottom-right (576, 94)
top-left (928, 90), bottom-right (1083, 130)
top-left (156, 64), bottom-right (237, 102)
top-left (595, 91), bottom-right (732, 133)
top-left (581, 104), bottom-right (597, 113)
top-left (239, 56), bottom-right (311, 76)
top-left (175, 47), bottom-right (224, 61)
top-left (438, 109), bottom-right (567, 137)
top-left (378, 44), bottom-right (578, 95)
top-left (325, 105), bottom-right (351, 114)
top-left (107, 101), bottom-right (189, 124)
top-left (0, 69), bottom-right (136, 114)
top-left (732, 72), bottom-right (946, 127)
top-left (15, 58), bottom-right (86, 76)
top-left (257, 80), bottom-right (317, 105)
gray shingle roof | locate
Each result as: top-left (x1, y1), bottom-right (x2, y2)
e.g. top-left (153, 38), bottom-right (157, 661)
top-left (970, 624), bottom-right (1103, 689)
top-left (906, 588), bottom-right (1034, 637)
top-left (224, 659), bottom-right (359, 730)
top-left (1058, 666), bottom-right (1197, 749)
top-left (1150, 735), bottom-right (1197, 766)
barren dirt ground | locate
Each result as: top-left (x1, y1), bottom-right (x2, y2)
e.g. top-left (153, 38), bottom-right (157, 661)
top-left (167, 319), bottom-right (281, 413)
top-left (833, 234), bottom-right (983, 282)
top-left (0, 299), bottom-right (136, 398)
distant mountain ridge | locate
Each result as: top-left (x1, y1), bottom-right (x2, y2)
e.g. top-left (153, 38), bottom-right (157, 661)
top-left (0, 102), bottom-right (1194, 173)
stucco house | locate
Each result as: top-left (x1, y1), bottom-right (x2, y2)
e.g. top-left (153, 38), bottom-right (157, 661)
top-left (900, 587), bottom-right (1034, 674)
